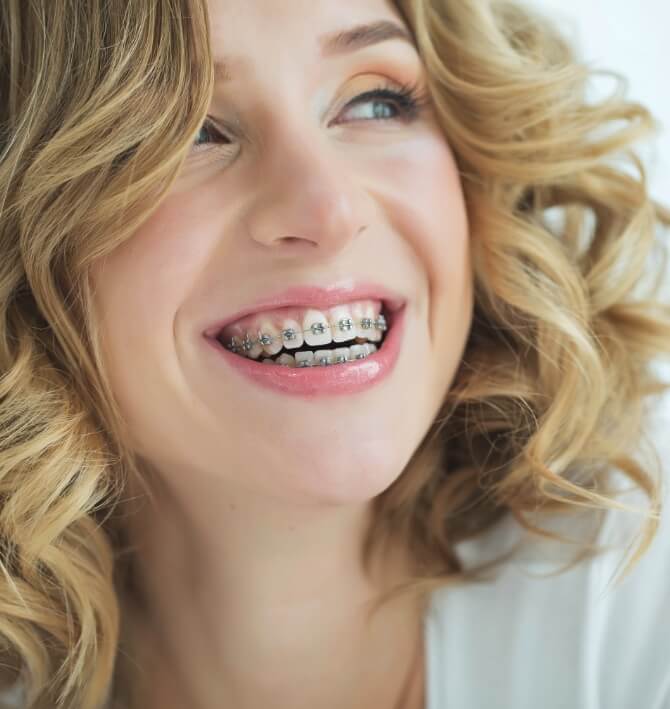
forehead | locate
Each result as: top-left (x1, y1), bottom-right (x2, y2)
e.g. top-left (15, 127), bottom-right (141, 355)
top-left (206, 0), bottom-right (411, 77)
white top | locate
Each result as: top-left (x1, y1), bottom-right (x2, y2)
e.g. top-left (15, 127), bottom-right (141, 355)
top-left (425, 385), bottom-right (670, 709)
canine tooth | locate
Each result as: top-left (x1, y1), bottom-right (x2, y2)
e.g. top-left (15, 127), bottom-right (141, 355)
top-left (294, 351), bottom-right (315, 367)
top-left (281, 319), bottom-right (304, 350)
top-left (276, 353), bottom-right (296, 367)
top-left (303, 310), bottom-right (331, 346)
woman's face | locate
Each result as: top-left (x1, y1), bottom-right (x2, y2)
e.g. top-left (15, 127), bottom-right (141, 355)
top-left (90, 0), bottom-right (473, 506)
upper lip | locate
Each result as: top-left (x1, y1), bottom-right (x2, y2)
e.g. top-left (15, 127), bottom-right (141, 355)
top-left (203, 282), bottom-right (407, 338)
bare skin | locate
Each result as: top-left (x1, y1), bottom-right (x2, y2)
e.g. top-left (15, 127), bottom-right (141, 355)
top-left (122, 487), bottom-right (428, 709)
top-left (91, 0), bottom-right (472, 706)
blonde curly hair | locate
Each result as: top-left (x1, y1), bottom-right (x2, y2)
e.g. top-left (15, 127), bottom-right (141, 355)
top-left (1, 0), bottom-right (669, 707)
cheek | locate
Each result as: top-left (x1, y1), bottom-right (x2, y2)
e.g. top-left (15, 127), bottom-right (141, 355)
top-left (375, 133), bottom-right (472, 408)
top-left (95, 199), bottom-right (214, 342)
top-left (89, 202), bottom-right (217, 440)
top-left (370, 131), bottom-right (471, 323)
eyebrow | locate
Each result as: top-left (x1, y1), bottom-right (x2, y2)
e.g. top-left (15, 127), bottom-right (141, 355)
top-left (320, 19), bottom-right (414, 57)
top-left (213, 19), bottom-right (415, 84)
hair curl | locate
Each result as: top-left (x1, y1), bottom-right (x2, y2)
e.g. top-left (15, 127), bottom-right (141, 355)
top-left (1, 0), bottom-right (669, 707)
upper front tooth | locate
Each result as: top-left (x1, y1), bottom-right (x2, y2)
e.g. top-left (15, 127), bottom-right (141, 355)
top-left (329, 305), bottom-right (356, 343)
top-left (303, 309), bottom-right (332, 346)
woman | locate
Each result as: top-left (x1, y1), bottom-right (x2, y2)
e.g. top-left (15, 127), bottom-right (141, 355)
top-left (1, 0), bottom-right (669, 708)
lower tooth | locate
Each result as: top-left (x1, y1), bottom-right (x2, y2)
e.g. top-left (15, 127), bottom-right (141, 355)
top-left (316, 350), bottom-right (334, 366)
top-left (276, 353), bottom-right (296, 367)
top-left (295, 351), bottom-right (315, 367)
top-left (349, 344), bottom-right (367, 360)
top-left (274, 343), bottom-right (375, 368)
top-left (334, 347), bottom-right (350, 363)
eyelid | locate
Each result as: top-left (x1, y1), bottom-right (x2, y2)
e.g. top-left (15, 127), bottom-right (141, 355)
top-left (334, 77), bottom-right (427, 121)
top-left (192, 74), bottom-right (428, 154)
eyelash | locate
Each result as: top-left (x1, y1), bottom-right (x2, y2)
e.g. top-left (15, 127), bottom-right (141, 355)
top-left (192, 79), bottom-right (429, 151)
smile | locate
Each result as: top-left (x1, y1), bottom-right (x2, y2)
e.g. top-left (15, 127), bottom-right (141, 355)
top-left (203, 295), bottom-right (406, 398)
top-left (216, 299), bottom-right (389, 368)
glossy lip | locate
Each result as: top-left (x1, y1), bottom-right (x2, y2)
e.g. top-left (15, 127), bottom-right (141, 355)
top-left (203, 305), bottom-right (406, 398)
top-left (203, 283), bottom-right (407, 338)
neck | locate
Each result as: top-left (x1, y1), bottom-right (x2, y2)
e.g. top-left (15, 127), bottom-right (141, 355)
top-left (117, 472), bottom-right (426, 709)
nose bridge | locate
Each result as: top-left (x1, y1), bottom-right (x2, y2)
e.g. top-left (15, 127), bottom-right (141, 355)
top-left (242, 116), bottom-right (369, 257)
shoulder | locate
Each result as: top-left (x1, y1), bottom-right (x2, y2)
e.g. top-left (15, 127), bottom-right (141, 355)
top-left (425, 383), bottom-right (670, 709)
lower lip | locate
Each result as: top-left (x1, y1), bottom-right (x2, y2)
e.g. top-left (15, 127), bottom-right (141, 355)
top-left (203, 306), bottom-right (406, 397)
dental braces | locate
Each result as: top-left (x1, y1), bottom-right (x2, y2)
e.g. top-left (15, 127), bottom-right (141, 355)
top-left (224, 314), bottom-right (388, 354)
top-left (293, 347), bottom-right (376, 367)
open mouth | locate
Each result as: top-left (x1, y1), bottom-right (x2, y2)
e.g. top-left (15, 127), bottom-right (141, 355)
top-left (214, 299), bottom-right (392, 368)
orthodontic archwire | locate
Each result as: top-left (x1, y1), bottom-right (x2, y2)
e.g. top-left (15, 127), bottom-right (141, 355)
top-left (224, 314), bottom-right (388, 355)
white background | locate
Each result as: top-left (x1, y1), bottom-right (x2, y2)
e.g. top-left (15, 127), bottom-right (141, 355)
top-left (528, 0), bottom-right (669, 204)
top-left (528, 1), bottom-right (670, 379)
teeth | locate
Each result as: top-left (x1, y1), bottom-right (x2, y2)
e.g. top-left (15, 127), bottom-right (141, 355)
top-left (280, 319), bottom-right (304, 350)
top-left (294, 351), bottom-right (315, 368)
top-left (334, 347), bottom-right (350, 363)
top-left (276, 353), bottom-right (296, 367)
top-left (315, 350), bottom-right (334, 366)
top-left (258, 320), bottom-right (282, 356)
top-left (351, 302), bottom-right (372, 339)
top-left (258, 344), bottom-right (378, 367)
top-left (220, 300), bottom-right (390, 357)
top-left (303, 309), bottom-right (332, 347)
top-left (362, 303), bottom-right (381, 342)
top-left (330, 305), bottom-right (356, 343)
top-left (241, 333), bottom-right (264, 359)
top-left (349, 344), bottom-right (368, 360)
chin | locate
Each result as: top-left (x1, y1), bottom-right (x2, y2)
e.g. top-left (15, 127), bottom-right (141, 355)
top-left (265, 433), bottom-right (418, 506)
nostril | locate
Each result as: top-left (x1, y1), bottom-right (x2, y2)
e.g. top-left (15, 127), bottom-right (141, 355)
top-left (278, 236), bottom-right (319, 248)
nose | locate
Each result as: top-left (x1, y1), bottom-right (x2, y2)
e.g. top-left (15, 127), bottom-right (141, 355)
top-left (242, 123), bottom-right (370, 261)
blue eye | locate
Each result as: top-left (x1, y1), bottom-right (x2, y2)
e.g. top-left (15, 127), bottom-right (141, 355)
top-left (336, 80), bottom-right (428, 125)
top-left (191, 79), bottom-right (429, 151)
